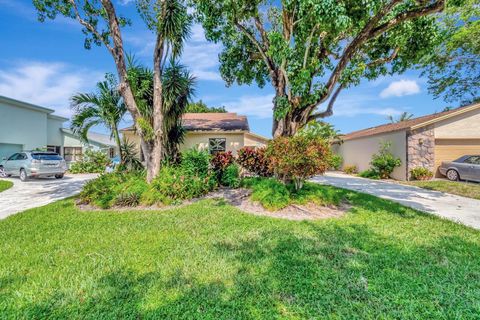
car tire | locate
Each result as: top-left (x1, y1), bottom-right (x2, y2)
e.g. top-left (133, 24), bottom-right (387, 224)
top-left (55, 174), bottom-right (64, 179)
top-left (446, 169), bottom-right (459, 181)
top-left (19, 169), bottom-right (28, 182)
top-left (0, 166), bottom-right (6, 178)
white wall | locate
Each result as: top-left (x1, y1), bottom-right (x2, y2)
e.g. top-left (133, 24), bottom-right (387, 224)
top-left (337, 130), bottom-right (407, 180)
top-left (47, 117), bottom-right (65, 146)
top-left (0, 102), bottom-right (47, 150)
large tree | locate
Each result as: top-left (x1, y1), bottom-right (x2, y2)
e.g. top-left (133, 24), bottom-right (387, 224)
top-left (34, 0), bottom-right (191, 182)
top-left (193, 0), bottom-right (446, 137)
top-left (186, 100), bottom-right (227, 113)
top-left (422, 0), bottom-right (479, 105)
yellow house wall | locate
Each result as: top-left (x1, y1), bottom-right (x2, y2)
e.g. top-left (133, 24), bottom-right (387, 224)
top-left (434, 108), bottom-right (480, 139)
top-left (337, 130), bottom-right (407, 180)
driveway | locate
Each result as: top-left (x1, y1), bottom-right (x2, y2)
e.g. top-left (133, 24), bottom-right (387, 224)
top-left (312, 172), bottom-right (480, 230)
top-left (0, 174), bottom-right (97, 219)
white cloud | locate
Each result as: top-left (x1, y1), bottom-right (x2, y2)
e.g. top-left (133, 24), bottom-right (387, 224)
top-left (0, 61), bottom-right (102, 117)
top-left (222, 94), bottom-right (275, 118)
top-left (380, 80), bottom-right (420, 98)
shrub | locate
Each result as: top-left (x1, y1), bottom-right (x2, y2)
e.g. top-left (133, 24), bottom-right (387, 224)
top-left (343, 165), bottom-right (358, 175)
top-left (118, 138), bottom-right (143, 171)
top-left (329, 154), bottom-right (343, 170)
top-left (69, 149), bottom-right (110, 174)
top-left (237, 146), bottom-right (273, 177)
top-left (151, 166), bottom-right (216, 201)
top-left (79, 172), bottom-right (130, 208)
top-left (358, 169), bottom-right (381, 179)
top-left (370, 142), bottom-right (402, 179)
top-left (181, 148), bottom-right (210, 177)
top-left (410, 167), bottom-right (434, 181)
top-left (211, 151), bottom-right (235, 181)
top-left (220, 164), bottom-right (240, 188)
top-left (114, 192), bottom-right (141, 207)
top-left (266, 135), bottom-right (332, 190)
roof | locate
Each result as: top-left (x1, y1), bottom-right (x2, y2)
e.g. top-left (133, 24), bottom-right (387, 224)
top-left (342, 102), bottom-right (480, 141)
top-left (121, 113), bottom-right (250, 132)
top-left (61, 128), bottom-right (117, 147)
top-left (0, 95), bottom-right (69, 121)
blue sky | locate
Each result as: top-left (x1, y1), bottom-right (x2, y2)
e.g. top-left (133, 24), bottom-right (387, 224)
top-left (0, 0), bottom-right (451, 138)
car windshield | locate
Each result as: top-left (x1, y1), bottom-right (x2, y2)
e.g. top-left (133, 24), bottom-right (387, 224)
top-left (31, 153), bottom-right (63, 160)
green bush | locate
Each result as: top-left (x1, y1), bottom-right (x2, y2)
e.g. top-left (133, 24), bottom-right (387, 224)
top-left (358, 169), bottom-right (381, 179)
top-left (237, 147), bottom-right (273, 177)
top-left (69, 149), bottom-right (110, 174)
top-left (114, 192), bottom-right (141, 207)
top-left (410, 167), bottom-right (434, 181)
top-left (329, 154), bottom-right (343, 170)
top-left (370, 142), bottom-right (402, 179)
top-left (181, 148), bottom-right (210, 177)
top-left (220, 164), bottom-right (240, 188)
top-left (343, 165), bottom-right (358, 175)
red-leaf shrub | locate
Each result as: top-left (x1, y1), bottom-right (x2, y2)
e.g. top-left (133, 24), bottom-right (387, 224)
top-left (266, 135), bottom-right (332, 190)
top-left (211, 151), bottom-right (235, 174)
top-left (237, 146), bottom-right (273, 177)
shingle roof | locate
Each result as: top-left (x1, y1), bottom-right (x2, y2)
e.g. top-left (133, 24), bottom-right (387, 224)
top-left (121, 113), bottom-right (250, 132)
top-left (61, 128), bottom-right (116, 147)
top-left (342, 103), bottom-right (480, 141)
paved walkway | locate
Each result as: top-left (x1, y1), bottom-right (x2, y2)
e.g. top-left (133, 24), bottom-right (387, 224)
top-left (312, 172), bottom-right (480, 230)
top-left (0, 174), bottom-right (97, 220)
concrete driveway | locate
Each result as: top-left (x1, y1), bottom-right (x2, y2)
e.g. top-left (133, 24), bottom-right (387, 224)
top-left (0, 174), bottom-right (97, 220)
top-left (312, 172), bottom-right (480, 230)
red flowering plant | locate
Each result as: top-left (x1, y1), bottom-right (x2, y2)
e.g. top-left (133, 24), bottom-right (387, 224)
top-left (210, 151), bottom-right (235, 178)
top-left (237, 146), bottom-right (273, 177)
top-left (266, 135), bottom-right (332, 190)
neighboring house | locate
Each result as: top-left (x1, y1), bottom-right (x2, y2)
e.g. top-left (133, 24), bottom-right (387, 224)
top-left (121, 113), bottom-right (269, 158)
top-left (335, 102), bottom-right (480, 180)
top-left (0, 95), bottom-right (118, 162)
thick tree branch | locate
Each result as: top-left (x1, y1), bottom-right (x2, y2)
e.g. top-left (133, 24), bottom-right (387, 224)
top-left (69, 0), bottom-right (114, 53)
top-left (253, 15), bottom-right (270, 49)
top-left (308, 84), bottom-right (344, 121)
top-left (367, 47), bottom-right (400, 67)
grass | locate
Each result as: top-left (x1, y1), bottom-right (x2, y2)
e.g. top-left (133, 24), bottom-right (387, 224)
top-left (404, 180), bottom-right (480, 200)
top-left (1, 187), bottom-right (480, 318)
top-left (0, 179), bottom-right (13, 193)
top-left (242, 177), bottom-right (343, 210)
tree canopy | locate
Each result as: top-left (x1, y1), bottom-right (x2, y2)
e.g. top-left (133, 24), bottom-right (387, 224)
top-left (422, 0), bottom-right (479, 105)
top-left (193, 0), bottom-right (446, 136)
top-left (186, 100), bottom-right (227, 113)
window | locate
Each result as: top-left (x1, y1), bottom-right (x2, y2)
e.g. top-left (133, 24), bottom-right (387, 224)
top-left (209, 138), bottom-right (226, 154)
top-left (32, 153), bottom-right (62, 160)
top-left (47, 145), bottom-right (61, 154)
top-left (465, 156), bottom-right (480, 165)
top-left (7, 153), bottom-right (19, 161)
top-left (63, 147), bottom-right (83, 162)
top-left (17, 153), bottom-right (27, 160)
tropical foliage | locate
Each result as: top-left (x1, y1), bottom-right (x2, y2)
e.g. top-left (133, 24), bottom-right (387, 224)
top-left (297, 121), bottom-right (342, 141)
top-left (186, 100), bottom-right (227, 113)
top-left (388, 112), bottom-right (414, 123)
top-left (266, 135), bottom-right (332, 190)
top-left (422, 0), bottom-right (479, 104)
top-left (410, 167), bottom-right (434, 181)
top-left (370, 142), bottom-right (402, 179)
top-left (70, 79), bottom-right (126, 162)
top-left (69, 149), bottom-right (111, 174)
top-left (236, 147), bottom-right (273, 177)
top-left (193, 0), bottom-right (446, 136)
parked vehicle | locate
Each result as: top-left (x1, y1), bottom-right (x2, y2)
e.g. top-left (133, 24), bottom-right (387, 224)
top-left (439, 155), bottom-right (480, 182)
top-left (0, 152), bottom-right (67, 182)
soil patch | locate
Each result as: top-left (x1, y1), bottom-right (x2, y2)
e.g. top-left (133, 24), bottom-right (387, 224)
top-left (206, 188), bottom-right (350, 220)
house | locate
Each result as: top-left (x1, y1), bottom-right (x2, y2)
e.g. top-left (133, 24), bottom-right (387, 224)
top-left (335, 102), bottom-right (480, 180)
top-left (121, 113), bottom-right (269, 157)
top-left (0, 95), bottom-right (118, 162)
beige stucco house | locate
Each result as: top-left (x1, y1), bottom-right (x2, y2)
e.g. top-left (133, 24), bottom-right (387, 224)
top-left (335, 102), bottom-right (480, 180)
top-left (121, 113), bottom-right (269, 158)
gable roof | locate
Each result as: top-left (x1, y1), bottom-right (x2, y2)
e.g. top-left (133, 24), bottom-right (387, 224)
top-left (342, 102), bottom-right (480, 141)
top-left (121, 113), bottom-right (250, 132)
top-left (61, 128), bottom-right (116, 147)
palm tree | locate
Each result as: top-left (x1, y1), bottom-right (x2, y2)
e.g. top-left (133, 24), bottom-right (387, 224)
top-left (388, 112), bottom-right (414, 123)
top-left (70, 80), bottom-right (127, 162)
top-left (127, 57), bottom-right (195, 163)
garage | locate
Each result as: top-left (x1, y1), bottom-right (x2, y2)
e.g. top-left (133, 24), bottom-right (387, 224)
top-left (434, 139), bottom-right (480, 170)
top-left (0, 143), bottom-right (23, 160)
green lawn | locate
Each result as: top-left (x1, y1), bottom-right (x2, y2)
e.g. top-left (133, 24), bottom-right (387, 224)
top-left (404, 180), bottom-right (480, 200)
top-left (1, 187), bottom-right (480, 318)
top-left (0, 180), bottom-right (13, 193)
